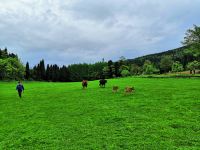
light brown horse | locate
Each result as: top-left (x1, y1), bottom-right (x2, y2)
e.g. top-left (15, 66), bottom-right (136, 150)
top-left (124, 86), bottom-right (134, 94)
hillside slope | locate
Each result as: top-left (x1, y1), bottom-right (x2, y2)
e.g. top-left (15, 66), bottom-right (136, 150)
top-left (128, 46), bottom-right (191, 67)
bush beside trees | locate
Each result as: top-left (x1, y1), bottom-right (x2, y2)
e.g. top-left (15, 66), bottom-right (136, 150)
top-left (187, 61), bottom-right (200, 74)
top-left (121, 69), bottom-right (130, 77)
top-left (160, 55), bottom-right (173, 73)
top-left (130, 64), bottom-right (141, 75)
top-left (0, 49), bottom-right (24, 80)
top-left (172, 61), bottom-right (184, 73)
top-left (143, 60), bottom-right (159, 75)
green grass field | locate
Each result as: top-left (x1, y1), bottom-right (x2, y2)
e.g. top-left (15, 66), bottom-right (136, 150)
top-left (0, 78), bottom-right (199, 149)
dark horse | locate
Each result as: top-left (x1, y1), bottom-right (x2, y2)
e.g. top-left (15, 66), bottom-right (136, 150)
top-left (82, 80), bottom-right (88, 89)
top-left (99, 79), bottom-right (107, 88)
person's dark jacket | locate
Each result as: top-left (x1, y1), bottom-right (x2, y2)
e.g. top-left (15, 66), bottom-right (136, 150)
top-left (16, 84), bottom-right (24, 92)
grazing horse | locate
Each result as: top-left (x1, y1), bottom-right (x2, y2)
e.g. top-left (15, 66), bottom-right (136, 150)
top-left (82, 80), bottom-right (88, 89)
top-left (124, 86), bottom-right (134, 94)
top-left (99, 79), bottom-right (107, 88)
top-left (112, 86), bottom-right (119, 92)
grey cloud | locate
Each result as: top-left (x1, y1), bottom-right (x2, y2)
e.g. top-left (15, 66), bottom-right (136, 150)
top-left (0, 0), bottom-right (200, 66)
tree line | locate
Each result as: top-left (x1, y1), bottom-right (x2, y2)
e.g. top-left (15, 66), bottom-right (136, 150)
top-left (26, 60), bottom-right (107, 82)
top-left (0, 25), bottom-right (200, 81)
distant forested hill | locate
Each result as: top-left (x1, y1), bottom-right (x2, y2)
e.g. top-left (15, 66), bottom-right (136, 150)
top-left (128, 46), bottom-right (195, 68)
top-left (1, 45), bottom-right (199, 82)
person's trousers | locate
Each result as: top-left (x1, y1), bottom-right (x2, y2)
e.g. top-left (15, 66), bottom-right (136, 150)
top-left (18, 91), bottom-right (22, 98)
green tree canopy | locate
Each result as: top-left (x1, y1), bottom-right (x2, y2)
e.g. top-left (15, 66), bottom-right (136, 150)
top-left (121, 69), bottom-right (130, 77)
top-left (171, 61), bottom-right (183, 73)
top-left (160, 55), bottom-right (173, 73)
top-left (182, 25), bottom-right (200, 59)
top-left (143, 60), bottom-right (159, 75)
top-left (130, 64), bottom-right (141, 75)
top-left (0, 57), bottom-right (24, 80)
top-left (187, 60), bottom-right (200, 74)
top-left (25, 62), bottom-right (30, 80)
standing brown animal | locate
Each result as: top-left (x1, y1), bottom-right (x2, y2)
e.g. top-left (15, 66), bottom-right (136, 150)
top-left (82, 80), bottom-right (88, 89)
top-left (112, 86), bottom-right (119, 92)
top-left (124, 86), bottom-right (134, 94)
top-left (99, 79), bottom-right (107, 88)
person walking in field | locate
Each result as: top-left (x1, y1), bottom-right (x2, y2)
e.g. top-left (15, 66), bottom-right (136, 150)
top-left (16, 81), bottom-right (24, 98)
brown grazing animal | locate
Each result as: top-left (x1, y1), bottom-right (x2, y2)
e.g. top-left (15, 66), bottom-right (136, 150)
top-left (112, 86), bottom-right (119, 92)
top-left (99, 79), bottom-right (107, 88)
top-left (124, 86), bottom-right (134, 94)
top-left (82, 80), bottom-right (88, 89)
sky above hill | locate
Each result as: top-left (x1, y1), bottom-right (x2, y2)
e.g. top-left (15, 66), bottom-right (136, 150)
top-left (0, 0), bottom-right (200, 66)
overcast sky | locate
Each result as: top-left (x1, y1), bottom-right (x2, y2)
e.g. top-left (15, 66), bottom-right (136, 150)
top-left (0, 0), bottom-right (200, 66)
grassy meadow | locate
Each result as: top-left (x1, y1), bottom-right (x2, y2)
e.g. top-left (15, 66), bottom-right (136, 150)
top-left (0, 78), bottom-right (200, 149)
